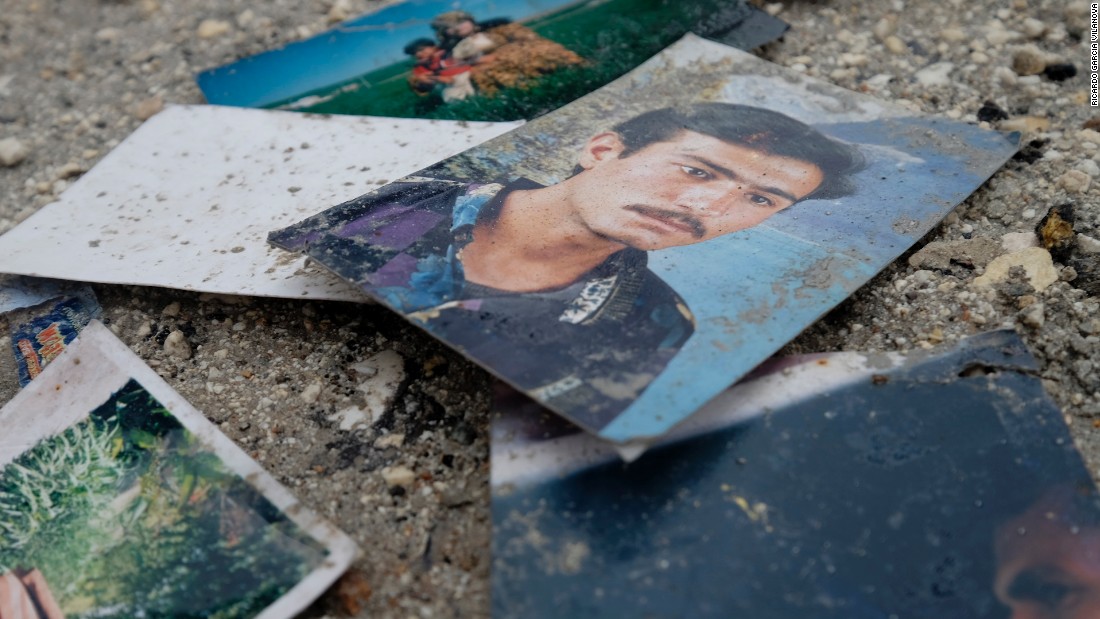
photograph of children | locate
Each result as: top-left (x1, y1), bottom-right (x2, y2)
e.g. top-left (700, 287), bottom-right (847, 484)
top-left (196, 0), bottom-right (785, 121)
top-left (403, 11), bottom-right (584, 104)
top-left (0, 322), bottom-right (357, 619)
top-left (270, 35), bottom-right (1020, 445)
top-left (491, 331), bottom-right (1100, 619)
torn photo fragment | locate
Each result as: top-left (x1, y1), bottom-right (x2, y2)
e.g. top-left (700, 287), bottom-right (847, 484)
top-left (0, 322), bottom-right (357, 619)
top-left (491, 330), bottom-right (1100, 618)
top-left (0, 276), bottom-right (101, 388)
top-left (197, 0), bottom-right (786, 122)
top-left (0, 105), bottom-right (519, 301)
top-left (270, 35), bottom-right (1020, 446)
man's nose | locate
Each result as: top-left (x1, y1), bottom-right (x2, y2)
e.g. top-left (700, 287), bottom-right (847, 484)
top-left (674, 184), bottom-right (737, 214)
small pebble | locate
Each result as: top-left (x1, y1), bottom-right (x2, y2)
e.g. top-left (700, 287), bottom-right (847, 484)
top-left (872, 16), bottom-right (897, 41)
top-left (300, 381), bottom-right (322, 404)
top-left (972, 247), bottom-right (1059, 291)
top-left (1079, 129), bottom-right (1100, 145)
top-left (1011, 45), bottom-right (1047, 75)
top-left (883, 35), bottom-right (906, 54)
top-left (94, 27), bottom-right (121, 42)
top-left (163, 330), bottom-right (192, 359)
top-left (133, 95), bottom-right (164, 121)
top-left (1077, 160), bottom-right (1100, 177)
top-left (1034, 203), bottom-right (1075, 262)
top-left (993, 66), bottom-right (1018, 87)
top-left (56, 162), bottom-right (84, 179)
top-left (1019, 303), bottom-right (1045, 328)
top-left (1078, 234), bottom-right (1100, 255)
top-left (929, 327), bottom-right (945, 343)
top-left (327, 0), bottom-right (353, 24)
top-left (915, 62), bottom-right (954, 86)
top-left (939, 27), bottom-right (967, 42)
top-left (381, 466), bottom-right (416, 488)
top-left (839, 53), bottom-right (869, 68)
top-left (908, 238), bottom-right (1001, 270)
top-left (1042, 63), bottom-right (1077, 81)
top-left (374, 433), bottom-right (406, 449)
top-left (197, 19), bottom-right (232, 39)
top-left (1058, 170), bottom-right (1092, 194)
top-left (999, 116), bottom-right (1050, 134)
top-left (977, 101), bottom-right (1008, 122)
top-left (1001, 232), bottom-right (1038, 252)
top-left (235, 9), bottom-right (254, 27)
top-left (1012, 138), bottom-right (1047, 163)
top-left (0, 137), bottom-right (29, 167)
top-left (1020, 17), bottom-right (1046, 39)
top-left (986, 28), bottom-right (1020, 46)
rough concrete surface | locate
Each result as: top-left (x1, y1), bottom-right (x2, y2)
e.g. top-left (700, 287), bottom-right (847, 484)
top-left (0, 0), bottom-right (1098, 617)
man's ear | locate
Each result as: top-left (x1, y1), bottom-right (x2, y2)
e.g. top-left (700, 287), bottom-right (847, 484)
top-left (577, 132), bottom-right (626, 171)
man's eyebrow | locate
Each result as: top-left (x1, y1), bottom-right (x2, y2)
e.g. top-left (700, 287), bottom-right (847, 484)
top-left (682, 154), bottom-right (799, 203)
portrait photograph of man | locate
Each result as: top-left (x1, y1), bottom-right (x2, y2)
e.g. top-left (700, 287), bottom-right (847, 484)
top-left (271, 35), bottom-right (1018, 441)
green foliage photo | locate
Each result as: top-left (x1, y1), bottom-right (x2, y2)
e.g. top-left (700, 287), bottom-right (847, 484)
top-left (0, 380), bottom-right (327, 619)
top-left (278, 0), bottom-right (754, 121)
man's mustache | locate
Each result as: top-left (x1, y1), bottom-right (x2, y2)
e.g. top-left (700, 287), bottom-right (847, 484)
top-left (625, 205), bottom-right (706, 238)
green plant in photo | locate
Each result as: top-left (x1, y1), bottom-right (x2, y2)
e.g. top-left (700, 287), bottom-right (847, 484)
top-left (0, 415), bottom-right (132, 595)
top-left (0, 380), bottom-right (327, 619)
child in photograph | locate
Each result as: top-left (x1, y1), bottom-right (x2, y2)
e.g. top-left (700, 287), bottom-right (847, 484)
top-left (403, 38), bottom-right (475, 102)
top-left (429, 11), bottom-right (585, 97)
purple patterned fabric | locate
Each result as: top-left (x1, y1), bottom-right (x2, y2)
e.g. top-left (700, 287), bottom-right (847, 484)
top-left (337, 204), bottom-right (445, 252)
top-left (370, 253), bottom-right (420, 287)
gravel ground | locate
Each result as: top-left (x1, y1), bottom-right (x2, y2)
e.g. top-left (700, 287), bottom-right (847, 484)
top-left (0, 0), bottom-right (1098, 617)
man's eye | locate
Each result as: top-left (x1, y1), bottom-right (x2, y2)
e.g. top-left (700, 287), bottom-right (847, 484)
top-left (748, 194), bottom-right (774, 208)
top-left (680, 165), bottom-right (710, 179)
top-left (1008, 572), bottom-right (1077, 610)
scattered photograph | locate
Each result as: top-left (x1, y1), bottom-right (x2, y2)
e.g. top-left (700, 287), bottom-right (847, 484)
top-left (197, 0), bottom-right (785, 121)
top-left (270, 35), bottom-right (1020, 445)
top-left (0, 322), bottom-right (357, 619)
top-left (491, 330), bottom-right (1100, 618)
top-left (7, 286), bottom-right (100, 386)
top-left (0, 276), bottom-right (90, 315)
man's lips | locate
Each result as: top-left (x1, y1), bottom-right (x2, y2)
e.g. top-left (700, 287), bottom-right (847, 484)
top-left (625, 205), bottom-right (706, 238)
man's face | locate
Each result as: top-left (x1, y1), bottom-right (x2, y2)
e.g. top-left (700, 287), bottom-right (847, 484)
top-left (994, 492), bottom-right (1100, 619)
top-left (566, 130), bottom-right (825, 251)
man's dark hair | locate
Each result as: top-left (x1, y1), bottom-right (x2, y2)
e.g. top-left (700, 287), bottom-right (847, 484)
top-left (611, 103), bottom-right (865, 201)
top-left (403, 38), bottom-right (437, 56)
